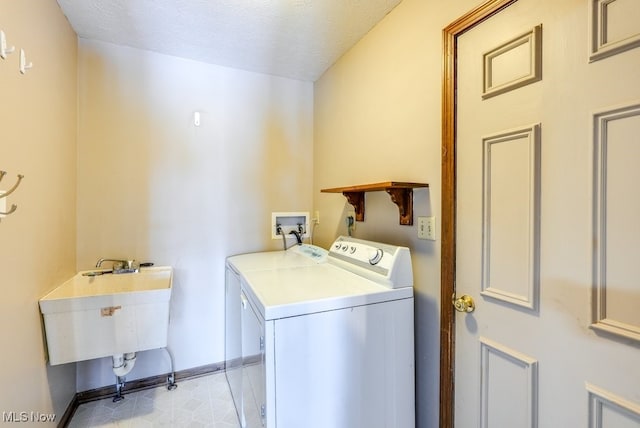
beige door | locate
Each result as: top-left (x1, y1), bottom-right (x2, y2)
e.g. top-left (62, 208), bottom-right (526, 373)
top-left (454, 0), bottom-right (640, 426)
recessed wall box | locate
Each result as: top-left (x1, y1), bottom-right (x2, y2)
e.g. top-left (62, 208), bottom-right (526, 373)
top-left (272, 212), bottom-right (310, 240)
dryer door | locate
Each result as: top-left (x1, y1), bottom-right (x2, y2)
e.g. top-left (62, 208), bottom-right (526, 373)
top-left (241, 291), bottom-right (266, 427)
top-left (225, 266), bottom-right (243, 422)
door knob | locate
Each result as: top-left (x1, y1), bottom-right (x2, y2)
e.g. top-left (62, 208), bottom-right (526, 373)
top-left (452, 294), bottom-right (475, 313)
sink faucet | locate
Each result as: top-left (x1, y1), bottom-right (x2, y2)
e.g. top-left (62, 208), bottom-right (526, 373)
top-left (96, 258), bottom-right (139, 273)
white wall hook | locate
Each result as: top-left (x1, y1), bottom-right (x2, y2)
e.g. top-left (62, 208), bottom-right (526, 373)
top-left (1, 30), bottom-right (15, 59)
top-left (0, 172), bottom-right (23, 222)
top-left (0, 203), bottom-right (17, 216)
top-left (19, 49), bottom-right (32, 74)
top-left (0, 173), bottom-right (24, 199)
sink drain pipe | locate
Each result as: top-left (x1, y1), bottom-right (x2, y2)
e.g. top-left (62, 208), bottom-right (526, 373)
top-left (113, 352), bottom-right (137, 377)
top-left (112, 353), bottom-right (136, 402)
top-left (110, 350), bottom-right (177, 402)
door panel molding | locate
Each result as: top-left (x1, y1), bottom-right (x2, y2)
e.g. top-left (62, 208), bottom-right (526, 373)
top-left (589, 0), bottom-right (640, 62)
top-left (482, 25), bottom-right (542, 99)
top-left (480, 337), bottom-right (539, 428)
top-left (592, 102), bottom-right (640, 342)
top-left (441, 1), bottom-right (519, 426)
top-left (481, 124), bottom-right (541, 310)
top-left (587, 383), bottom-right (640, 427)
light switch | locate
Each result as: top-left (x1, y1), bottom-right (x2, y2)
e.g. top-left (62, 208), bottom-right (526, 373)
top-left (418, 216), bottom-right (435, 241)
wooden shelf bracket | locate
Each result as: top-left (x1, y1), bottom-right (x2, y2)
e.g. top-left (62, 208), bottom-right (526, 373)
top-left (321, 181), bottom-right (428, 226)
top-left (386, 187), bottom-right (414, 225)
top-left (343, 191), bottom-right (365, 222)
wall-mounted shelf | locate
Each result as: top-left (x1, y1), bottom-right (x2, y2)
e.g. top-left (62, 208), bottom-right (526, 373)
top-left (321, 181), bottom-right (428, 225)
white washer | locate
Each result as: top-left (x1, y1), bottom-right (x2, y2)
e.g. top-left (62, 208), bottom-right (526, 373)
top-left (225, 237), bottom-right (415, 428)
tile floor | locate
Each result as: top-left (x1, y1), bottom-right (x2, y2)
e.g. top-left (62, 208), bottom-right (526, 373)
top-left (68, 372), bottom-right (241, 428)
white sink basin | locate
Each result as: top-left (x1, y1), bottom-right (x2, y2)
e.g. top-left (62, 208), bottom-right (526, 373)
top-left (39, 266), bottom-right (173, 365)
top-left (40, 266), bottom-right (172, 312)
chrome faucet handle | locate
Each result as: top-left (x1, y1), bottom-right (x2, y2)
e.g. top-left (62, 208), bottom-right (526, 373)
top-left (125, 260), bottom-right (140, 270)
top-left (96, 258), bottom-right (126, 268)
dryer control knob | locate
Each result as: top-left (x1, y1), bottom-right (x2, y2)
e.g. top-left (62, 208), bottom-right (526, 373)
top-left (368, 248), bottom-right (383, 265)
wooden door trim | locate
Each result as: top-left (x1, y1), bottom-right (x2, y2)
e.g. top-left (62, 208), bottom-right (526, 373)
top-left (439, 1), bottom-right (518, 427)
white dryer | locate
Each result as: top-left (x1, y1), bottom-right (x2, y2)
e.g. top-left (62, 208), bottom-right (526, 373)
top-left (225, 236), bottom-right (415, 428)
top-left (225, 244), bottom-right (328, 425)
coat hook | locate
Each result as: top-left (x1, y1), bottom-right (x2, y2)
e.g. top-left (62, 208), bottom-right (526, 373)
top-left (0, 174), bottom-right (24, 199)
top-left (1, 31), bottom-right (15, 59)
top-left (0, 204), bottom-right (17, 216)
top-left (19, 49), bottom-right (32, 74)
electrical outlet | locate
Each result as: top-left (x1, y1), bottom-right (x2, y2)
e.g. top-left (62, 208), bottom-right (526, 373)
top-left (418, 216), bottom-right (435, 240)
top-left (313, 210), bottom-right (320, 225)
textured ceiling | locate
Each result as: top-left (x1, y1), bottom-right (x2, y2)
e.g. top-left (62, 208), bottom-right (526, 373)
top-left (56, 0), bottom-right (402, 82)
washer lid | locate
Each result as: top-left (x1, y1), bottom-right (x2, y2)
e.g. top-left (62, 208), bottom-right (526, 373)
top-left (227, 244), bottom-right (327, 273)
top-left (241, 263), bottom-right (413, 320)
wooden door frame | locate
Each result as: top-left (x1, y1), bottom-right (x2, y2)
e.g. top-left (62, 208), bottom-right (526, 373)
top-left (439, 1), bottom-right (519, 427)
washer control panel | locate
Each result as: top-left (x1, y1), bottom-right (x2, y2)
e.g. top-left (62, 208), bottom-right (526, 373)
top-left (289, 244), bottom-right (329, 262)
top-left (328, 236), bottom-right (413, 288)
top-left (331, 241), bottom-right (386, 266)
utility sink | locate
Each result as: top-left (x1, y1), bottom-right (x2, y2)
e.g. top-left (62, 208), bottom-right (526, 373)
top-left (39, 266), bottom-right (173, 365)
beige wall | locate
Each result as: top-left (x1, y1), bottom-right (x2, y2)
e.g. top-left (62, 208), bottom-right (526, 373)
top-left (75, 39), bottom-right (314, 390)
top-left (313, 0), bottom-right (479, 426)
top-left (0, 0), bottom-right (77, 421)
